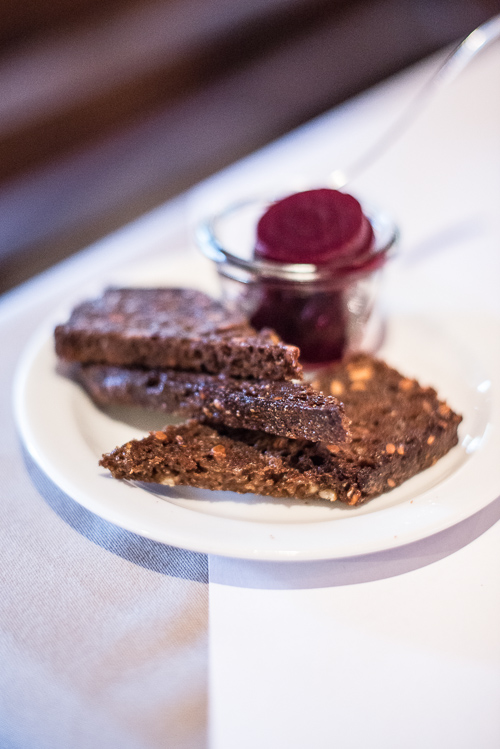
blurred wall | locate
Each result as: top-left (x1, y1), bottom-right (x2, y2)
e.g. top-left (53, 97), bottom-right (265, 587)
top-left (0, 0), bottom-right (499, 292)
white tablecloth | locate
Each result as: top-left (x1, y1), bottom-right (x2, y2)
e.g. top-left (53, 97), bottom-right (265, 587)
top-left (2, 39), bottom-right (499, 749)
top-left (204, 42), bottom-right (500, 749)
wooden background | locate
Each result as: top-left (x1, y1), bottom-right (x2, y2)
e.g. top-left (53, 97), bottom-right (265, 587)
top-left (1, 0), bottom-right (499, 293)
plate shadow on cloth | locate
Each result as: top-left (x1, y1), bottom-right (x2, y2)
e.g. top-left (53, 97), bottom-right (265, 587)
top-left (24, 448), bottom-right (208, 584)
top-left (210, 494), bottom-right (500, 590)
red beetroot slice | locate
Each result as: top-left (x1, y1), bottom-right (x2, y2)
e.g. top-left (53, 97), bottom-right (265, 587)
top-left (255, 189), bottom-right (374, 265)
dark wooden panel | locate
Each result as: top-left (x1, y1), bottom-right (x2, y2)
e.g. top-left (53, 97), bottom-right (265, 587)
top-left (0, 0), bottom-right (344, 181)
top-left (1, 0), bottom-right (499, 293)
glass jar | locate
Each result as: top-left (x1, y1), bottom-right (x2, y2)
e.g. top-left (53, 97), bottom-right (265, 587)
top-left (196, 196), bottom-right (398, 366)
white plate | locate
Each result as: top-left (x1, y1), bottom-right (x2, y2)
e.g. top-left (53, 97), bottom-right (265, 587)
top-left (13, 288), bottom-right (499, 560)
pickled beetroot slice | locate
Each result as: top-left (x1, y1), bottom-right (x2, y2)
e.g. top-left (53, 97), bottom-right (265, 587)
top-left (255, 189), bottom-right (374, 265)
top-left (250, 288), bottom-right (347, 364)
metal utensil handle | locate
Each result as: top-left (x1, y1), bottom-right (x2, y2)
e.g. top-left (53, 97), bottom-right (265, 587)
top-left (331, 14), bottom-right (500, 188)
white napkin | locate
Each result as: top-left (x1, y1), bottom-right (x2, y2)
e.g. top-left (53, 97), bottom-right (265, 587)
top-left (1, 269), bottom-right (208, 749)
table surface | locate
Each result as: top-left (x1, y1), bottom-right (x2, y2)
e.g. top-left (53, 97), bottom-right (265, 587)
top-left (2, 39), bottom-right (500, 749)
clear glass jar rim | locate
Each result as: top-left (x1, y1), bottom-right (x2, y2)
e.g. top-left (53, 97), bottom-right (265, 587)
top-left (196, 196), bottom-right (399, 283)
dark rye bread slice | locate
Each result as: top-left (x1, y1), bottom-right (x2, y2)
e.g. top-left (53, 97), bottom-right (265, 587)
top-left (100, 354), bottom-right (462, 505)
top-left (55, 287), bottom-right (302, 381)
top-left (75, 364), bottom-right (350, 443)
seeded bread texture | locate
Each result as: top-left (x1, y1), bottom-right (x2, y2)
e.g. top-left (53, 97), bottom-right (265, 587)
top-left (100, 354), bottom-right (462, 505)
top-left (55, 288), bottom-right (302, 380)
top-left (76, 364), bottom-right (350, 443)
